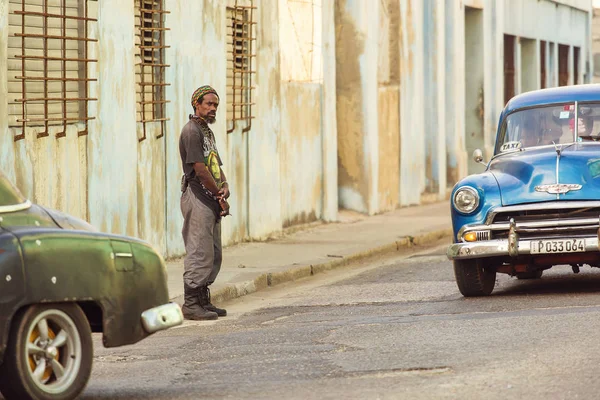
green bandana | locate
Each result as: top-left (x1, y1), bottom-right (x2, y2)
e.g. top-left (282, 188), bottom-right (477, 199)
top-left (191, 85), bottom-right (219, 108)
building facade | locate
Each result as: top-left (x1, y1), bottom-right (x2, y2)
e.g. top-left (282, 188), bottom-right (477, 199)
top-left (0, 0), bottom-right (593, 258)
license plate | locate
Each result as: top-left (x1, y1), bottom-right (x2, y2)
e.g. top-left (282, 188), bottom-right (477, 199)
top-left (530, 239), bottom-right (586, 254)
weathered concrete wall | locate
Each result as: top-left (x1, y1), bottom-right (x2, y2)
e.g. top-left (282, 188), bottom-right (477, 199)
top-left (504, 0), bottom-right (589, 47)
top-left (0, 0), bottom-right (593, 259)
top-left (377, 86), bottom-right (400, 211)
top-left (445, 0), bottom-right (468, 187)
top-left (321, 0), bottom-right (339, 222)
top-left (10, 126), bottom-right (88, 220)
top-left (278, 0), bottom-right (331, 226)
top-left (248, 0), bottom-right (283, 238)
top-left (465, 6), bottom-right (485, 176)
top-left (377, 0), bottom-right (400, 212)
top-left (0, 0), bottom-right (89, 222)
top-left (593, 8), bottom-right (600, 83)
top-left (279, 0), bottom-right (322, 82)
top-left (399, 0), bottom-right (425, 206)
top-left (137, 122), bottom-right (166, 255)
top-left (483, 0), bottom-right (503, 166)
top-left (280, 83), bottom-right (323, 226)
top-left (521, 38), bottom-right (539, 93)
top-left (335, 0), bottom-right (379, 214)
top-left (88, 0), bottom-right (138, 237)
top-left (279, 0), bottom-right (326, 228)
top-left (423, 0), bottom-right (447, 198)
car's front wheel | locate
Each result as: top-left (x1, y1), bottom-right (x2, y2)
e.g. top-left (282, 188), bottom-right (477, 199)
top-left (0, 303), bottom-right (93, 400)
top-left (453, 259), bottom-right (496, 296)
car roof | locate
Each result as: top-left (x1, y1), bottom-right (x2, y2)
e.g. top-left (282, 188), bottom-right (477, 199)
top-left (504, 84), bottom-right (600, 115)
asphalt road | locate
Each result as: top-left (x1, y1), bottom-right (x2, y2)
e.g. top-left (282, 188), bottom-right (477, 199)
top-left (83, 241), bottom-right (600, 400)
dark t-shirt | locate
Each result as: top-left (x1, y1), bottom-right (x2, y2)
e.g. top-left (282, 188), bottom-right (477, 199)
top-left (179, 116), bottom-right (223, 218)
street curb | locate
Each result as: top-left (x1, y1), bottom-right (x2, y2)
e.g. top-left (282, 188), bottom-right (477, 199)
top-left (170, 228), bottom-right (453, 305)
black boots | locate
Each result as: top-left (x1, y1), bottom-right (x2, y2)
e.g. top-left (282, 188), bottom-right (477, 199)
top-left (182, 285), bottom-right (218, 320)
top-left (181, 285), bottom-right (227, 320)
top-left (199, 286), bottom-right (227, 317)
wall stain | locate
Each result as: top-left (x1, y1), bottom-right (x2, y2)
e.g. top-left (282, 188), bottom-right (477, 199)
top-left (283, 210), bottom-right (317, 229)
top-left (377, 87), bottom-right (400, 211)
top-left (335, 0), bottom-right (368, 203)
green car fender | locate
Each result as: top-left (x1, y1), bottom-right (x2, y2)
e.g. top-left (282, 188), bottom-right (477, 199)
top-left (2, 227), bottom-right (170, 355)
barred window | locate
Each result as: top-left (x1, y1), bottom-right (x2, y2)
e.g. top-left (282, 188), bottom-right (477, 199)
top-left (134, 0), bottom-right (170, 141)
top-left (8, 0), bottom-right (98, 141)
top-left (226, 1), bottom-right (256, 134)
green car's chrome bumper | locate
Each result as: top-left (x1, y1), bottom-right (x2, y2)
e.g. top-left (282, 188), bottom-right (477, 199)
top-left (141, 302), bottom-right (183, 333)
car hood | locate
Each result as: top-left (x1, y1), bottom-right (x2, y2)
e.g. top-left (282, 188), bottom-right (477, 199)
top-left (489, 143), bottom-right (600, 206)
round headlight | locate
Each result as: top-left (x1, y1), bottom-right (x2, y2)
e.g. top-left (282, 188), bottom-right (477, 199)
top-left (453, 186), bottom-right (480, 214)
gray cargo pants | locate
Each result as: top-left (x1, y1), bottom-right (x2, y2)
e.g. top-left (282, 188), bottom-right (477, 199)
top-left (180, 188), bottom-right (222, 289)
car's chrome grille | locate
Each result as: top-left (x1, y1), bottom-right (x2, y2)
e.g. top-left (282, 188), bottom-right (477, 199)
top-left (476, 230), bottom-right (490, 241)
top-left (491, 207), bottom-right (600, 224)
top-left (490, 206), bottom-right (600, 240)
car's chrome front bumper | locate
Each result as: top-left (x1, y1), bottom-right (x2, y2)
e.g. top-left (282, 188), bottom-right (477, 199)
top-left (141, 302), bottom-right (184, 333)
top-left (447, 236), bottom-right (600, 260)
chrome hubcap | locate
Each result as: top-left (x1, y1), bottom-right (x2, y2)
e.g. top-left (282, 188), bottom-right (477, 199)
top-left (25, 309), bottom-right (82, 394)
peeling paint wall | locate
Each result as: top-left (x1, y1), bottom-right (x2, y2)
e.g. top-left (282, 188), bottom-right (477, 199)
top-left (280, 83), bottom-right (323, 226)
top-left (484, 0), bottom-right (504, 168)
top-left (399, 0), bottom-right (426, 206)
top-left (0, 0), bottom-right (593, 258)
top-left (377, 0), bottom-right (400, 212)
top-left (445, 0), bottom-right (468, 187)
top-left (423, 0), bottom-right (447, 197)
top-left (137, 122), bottom-right (166, 256)
top-left (521, 38), bottom-right (539, 93)
top-left (377, 86), bottom-right (400, 211)
top-left (0, 0), bottom-right (89, 222)
top-left (335, 0), bottom-right (380, 214)
top-left (465, 6), bottom-right (485, 176)
top-left (321, 1), bottom-right (339, 222)
top-left (88, 0), bottom-right (138, 237)
top-left (248, 0), bottom-right (283, 239)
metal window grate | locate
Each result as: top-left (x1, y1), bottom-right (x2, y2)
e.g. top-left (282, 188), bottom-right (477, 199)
top-left (10, 0), bottom-right (98, 141)
top-left (226, 0), bottom-right (256, 134)
top-left (135, 0), bottom-right (170, 142)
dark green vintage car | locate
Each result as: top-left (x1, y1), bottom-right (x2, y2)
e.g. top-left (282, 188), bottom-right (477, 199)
top-left (0, 171), bottom-right (183, 400)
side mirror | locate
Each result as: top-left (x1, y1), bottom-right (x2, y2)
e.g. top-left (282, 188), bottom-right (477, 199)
top-left (473, 149), bottom-right (486, 165)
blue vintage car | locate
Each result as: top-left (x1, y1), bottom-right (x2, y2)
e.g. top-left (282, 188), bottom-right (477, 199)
top-left (448, 84), bottom-right (600, 296)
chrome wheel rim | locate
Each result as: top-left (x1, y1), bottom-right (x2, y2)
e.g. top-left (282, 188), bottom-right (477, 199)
top-left (24, 309), bottom-right (82, 395)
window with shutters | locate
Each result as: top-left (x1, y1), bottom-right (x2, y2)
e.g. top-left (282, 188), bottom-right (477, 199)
top-left (134, 0), bottom-right (170, 141)
top-left (8, 0), bottom-right (98, 141)
top-left (226, 1), bottom-right (256, 134)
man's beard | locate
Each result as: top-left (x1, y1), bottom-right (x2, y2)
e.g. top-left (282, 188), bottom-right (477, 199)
top-left (206, 116), bottom-right (216, 124)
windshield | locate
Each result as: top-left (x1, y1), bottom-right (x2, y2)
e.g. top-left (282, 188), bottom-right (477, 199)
top-left (496, 102), bottom-right (600, 154)
top-left (0, 171), bottom-right (26, 207)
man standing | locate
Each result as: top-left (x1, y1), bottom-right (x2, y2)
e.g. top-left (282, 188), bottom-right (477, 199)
top-left (179, 85), bottom-right (230, 320)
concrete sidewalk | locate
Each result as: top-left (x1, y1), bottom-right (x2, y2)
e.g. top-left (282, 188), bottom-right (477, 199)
top-left (165, 201), bottom-right (452, 304)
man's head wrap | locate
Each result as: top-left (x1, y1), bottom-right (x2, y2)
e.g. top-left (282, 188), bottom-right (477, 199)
top-left (191, 85), bottom-right (219, 109)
